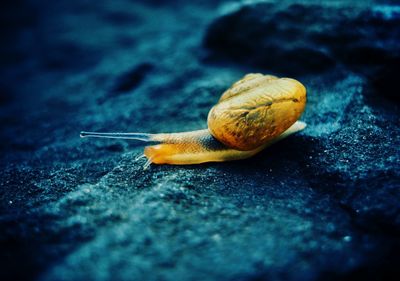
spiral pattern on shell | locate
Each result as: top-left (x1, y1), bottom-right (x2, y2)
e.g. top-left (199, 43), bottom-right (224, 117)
top-left (207, 74), bottom-right (306, 151)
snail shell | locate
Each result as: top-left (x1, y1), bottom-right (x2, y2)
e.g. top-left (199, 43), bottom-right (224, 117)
top-left (207, 73), bottom-right (306, 150)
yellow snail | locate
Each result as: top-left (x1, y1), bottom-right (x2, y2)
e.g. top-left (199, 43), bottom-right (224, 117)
top-left (81, 73), bottom-right (306, 168)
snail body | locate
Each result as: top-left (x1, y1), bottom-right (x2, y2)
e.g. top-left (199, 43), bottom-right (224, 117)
top-left (81, 73), bottom-right (306, 167)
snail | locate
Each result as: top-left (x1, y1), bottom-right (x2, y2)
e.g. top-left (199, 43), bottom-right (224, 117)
top-left (80, 73), bottom-right (306, 168)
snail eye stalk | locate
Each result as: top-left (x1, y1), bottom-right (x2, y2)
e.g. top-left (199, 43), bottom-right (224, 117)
top-left (80, 131), bottom-right (153, 142)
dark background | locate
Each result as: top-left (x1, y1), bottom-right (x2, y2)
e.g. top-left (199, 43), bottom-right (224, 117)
top-left (1, 0), bottom-right (399, 280)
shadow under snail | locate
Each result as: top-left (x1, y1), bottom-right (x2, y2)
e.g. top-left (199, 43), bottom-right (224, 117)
top-left (81, 73), bottom-right (307, 168)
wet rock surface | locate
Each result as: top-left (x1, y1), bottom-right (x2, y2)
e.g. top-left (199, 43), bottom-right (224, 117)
top-left (1, 0), bottom-right (399, 280)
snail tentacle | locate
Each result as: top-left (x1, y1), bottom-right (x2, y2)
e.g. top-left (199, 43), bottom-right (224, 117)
top-left (143, 157), bottom-right (154, 170)
top-left (80, 131), bottom-right (154, 142)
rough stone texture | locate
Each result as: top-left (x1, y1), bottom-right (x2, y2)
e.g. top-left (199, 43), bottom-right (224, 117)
top-left (204, 0), bottom-right (400, 102)
top-left (0, 0), bottom-right (399, 281)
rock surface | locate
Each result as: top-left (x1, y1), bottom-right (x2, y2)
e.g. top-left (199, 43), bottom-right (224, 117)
top-left (1, 0), bottom-right (399, 281)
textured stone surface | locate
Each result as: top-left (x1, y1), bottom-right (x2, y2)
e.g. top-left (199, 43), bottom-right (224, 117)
top-left (204, 1), bottom-right (400, 101)
top-left (1, 1), bottom-right (399, 281)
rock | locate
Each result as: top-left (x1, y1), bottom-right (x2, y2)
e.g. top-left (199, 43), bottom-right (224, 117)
top-left (109, 63), bottom-right (154, 95)
top-left (0, 0), bottom-right (399, 281)
top-left (368, 58), bottom-right (400, 102)
top-left (204, 1), bottom-right (400, 85)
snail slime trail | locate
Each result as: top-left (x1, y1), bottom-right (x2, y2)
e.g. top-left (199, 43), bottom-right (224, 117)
top-left (81, 73), bottom-right (307, 167)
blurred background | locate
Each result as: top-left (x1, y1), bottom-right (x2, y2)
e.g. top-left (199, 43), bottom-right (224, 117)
top-left (1, 0), bottom-right (399, 280)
